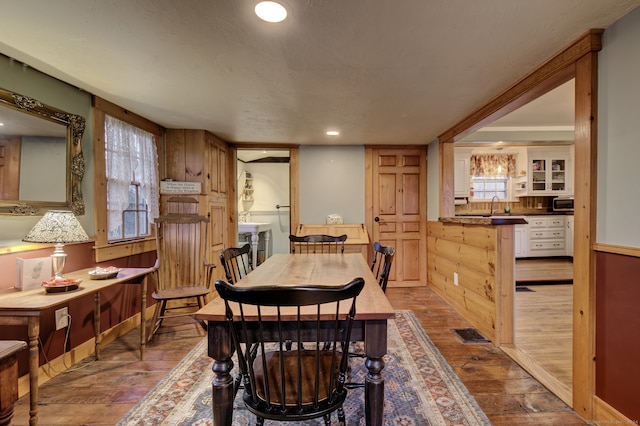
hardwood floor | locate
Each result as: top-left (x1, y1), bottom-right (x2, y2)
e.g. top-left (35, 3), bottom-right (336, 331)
top-left (516, 284), bottom-right (573, 388)
top-left (13, 285), bottom-right (586, 425)
top-left (513, 257), bottom-right (573, 399)
top-left (516, 257), bottom-right (573, 283)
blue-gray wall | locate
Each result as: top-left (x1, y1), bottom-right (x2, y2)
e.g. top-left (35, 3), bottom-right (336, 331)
top-left (597, 7), bottom-right (640, 248)
top-left (299, 145), bottom-right (365, 224)
top-left (0, 55), bottom-right (94, 246)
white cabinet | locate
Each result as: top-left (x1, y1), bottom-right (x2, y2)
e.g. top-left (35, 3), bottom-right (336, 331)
top-left (566, 215), bottom-right (574, 257)
top-left (515, 224), bottom-right (528, 258)
top-left (454, 148), bottom-right (471, 198)
top-left (528, 216), bottom-right (566, 257)
top-left (527, 147), bottom-right (572, 196)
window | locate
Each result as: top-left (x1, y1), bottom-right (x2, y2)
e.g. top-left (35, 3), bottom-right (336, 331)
top-left (104, 115), bottom-right (159, 242)
top-left (469, 153), bottom-right (515, 201)
top-left (93, 97), bottom-right (163, 262)
top-left (471, 176), bottom-right (508, 200)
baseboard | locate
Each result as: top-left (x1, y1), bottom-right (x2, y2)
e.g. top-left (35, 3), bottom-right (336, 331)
top-left (18, 306), bottom-right (154, 398)
top-left (593, 396), bottom-right (635, 424)
top-left (500, 344), bottom-right (573, 407)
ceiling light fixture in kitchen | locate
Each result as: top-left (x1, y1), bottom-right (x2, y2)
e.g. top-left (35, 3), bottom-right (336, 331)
top-left (326, 130), bottom-right (340, 136)
top-left (255, 1), bottom-right (287, 23)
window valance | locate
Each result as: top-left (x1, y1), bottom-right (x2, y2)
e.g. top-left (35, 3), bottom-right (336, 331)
top-left (470, 154), bottom-right (516, 177)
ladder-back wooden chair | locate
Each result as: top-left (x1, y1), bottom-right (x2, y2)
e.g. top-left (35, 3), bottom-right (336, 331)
top-left (148, 212), bottom-right (215, 342)
top-left (220, 243), bottom-right (253, 283)
top-left (289, 234), bottom-right (347, 254)
top-left (370, 242), bottom-right (395, 293)
top-left (215, 277), bottom-right (365, 425)
top-left (165, 196), bottom-right (199, 214)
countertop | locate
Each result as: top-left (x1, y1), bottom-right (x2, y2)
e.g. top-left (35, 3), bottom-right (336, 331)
top-left (440, 215), bottom-right (529, 225)
top-left (456, 211), bottom-right (572, 217)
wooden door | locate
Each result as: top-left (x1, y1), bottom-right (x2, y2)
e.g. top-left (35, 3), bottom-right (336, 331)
top-left (368, 147), bottom-right (427, 288)
top-left (0, 138), bottom-right (21, 200)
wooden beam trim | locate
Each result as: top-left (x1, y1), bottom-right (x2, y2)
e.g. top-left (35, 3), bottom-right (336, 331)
top-left (229, 142), bottom-right (298, 150)
top-left (592, 243), bottom-right (640, 258)
top-left (572, 50), bottom-right (599, 420)
top-left (93, 96), bottom-right (164, 136)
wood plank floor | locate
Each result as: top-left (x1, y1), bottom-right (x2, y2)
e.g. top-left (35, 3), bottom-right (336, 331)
top-left (516, 284), bottom-right (573, 388)
top-left (13, 285), bottom-right (586, 426)
top-left (516, 258), bottom-right (573, 283)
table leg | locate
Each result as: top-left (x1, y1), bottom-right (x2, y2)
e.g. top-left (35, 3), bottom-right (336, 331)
top-left (27, 317), bottom-right (39, 426)
top-left (364, 319), bottom-right (387, 426)
top-left (139, 274), bottom-right (147, 360)
top-left (250, 231), bottom-right (259, 269)
top-left (264, 230), bottom-right (270, 261)
top-left (208, 322), bottom-right (234, 426)
top-left (94, 293), bottom-right (101, 359)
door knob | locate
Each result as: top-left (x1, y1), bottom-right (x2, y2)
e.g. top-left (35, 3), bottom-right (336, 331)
top-left (374, 217), bottom-right (380, 222)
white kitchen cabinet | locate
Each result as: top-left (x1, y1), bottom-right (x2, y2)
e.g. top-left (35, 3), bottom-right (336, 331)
top-left (514, 224), bottom-right (528, 258)
top-left (566, 215), bottom-right (574, 256)
top-left (528, 215), bottom-right (566, 257)
top-left (527, 147), bottom-right (572, 196)
top-left (454, 148), bottom-right (472, 198)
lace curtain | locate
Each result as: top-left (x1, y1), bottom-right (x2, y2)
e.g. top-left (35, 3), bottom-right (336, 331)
top-left (470, 154), bottom-right (516, 177)
top-left (105, 115), bottom-right (159, 236)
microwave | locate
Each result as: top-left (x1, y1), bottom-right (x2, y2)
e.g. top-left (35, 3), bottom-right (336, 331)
top-left (552, 196), bottom-right (574, 212)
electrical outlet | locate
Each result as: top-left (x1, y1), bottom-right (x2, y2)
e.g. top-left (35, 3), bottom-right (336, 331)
top-left (55, 307), bottom-right (68, 330)
top-left (453, 272), bottom-right (459, 286)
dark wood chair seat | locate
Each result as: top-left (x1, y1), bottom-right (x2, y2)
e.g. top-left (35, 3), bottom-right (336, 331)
top-left (253, 350), bottom-right (339, 406)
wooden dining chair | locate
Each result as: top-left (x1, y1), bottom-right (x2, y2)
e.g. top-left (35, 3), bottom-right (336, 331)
top-left (343, 241), bottom-right (395, 378)
top-left (289, 234), bottom-right (347, 254)
top-left (148, 212), bottom-right (215, 342)
top-left (165, 196), bottom-right (199, 214)
top-left (219, 243), bottom-right (253, 283)
top-left (215, 277), bottom-right (365, 426)
top-left (370, 241), bottom-right (395, 292)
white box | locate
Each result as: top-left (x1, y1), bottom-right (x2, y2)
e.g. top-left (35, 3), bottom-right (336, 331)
top-left (15, 257), bottom-right (52, 291)
top-left (326, 214), bottom-right (343, 225)
top-left (160, 181), bottom-right (202, 194)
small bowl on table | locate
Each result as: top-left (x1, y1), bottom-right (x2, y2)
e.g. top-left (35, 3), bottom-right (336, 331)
top-left (42, 278), bottom-right (82, 293)
top-left (88, 267), bottom-right (121, 280)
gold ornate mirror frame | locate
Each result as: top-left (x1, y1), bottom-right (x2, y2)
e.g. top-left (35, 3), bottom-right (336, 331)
top-left (0, 87), bottom-right (85, 215)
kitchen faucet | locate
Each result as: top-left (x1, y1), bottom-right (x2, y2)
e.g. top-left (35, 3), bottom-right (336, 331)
top-left (491, 195), bottom-right (500, 215)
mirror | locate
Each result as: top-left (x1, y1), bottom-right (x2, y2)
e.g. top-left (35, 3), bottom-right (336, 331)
top-left (0, 87), bottom-right (85, 215)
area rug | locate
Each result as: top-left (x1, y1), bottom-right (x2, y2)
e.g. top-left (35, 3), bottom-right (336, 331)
top-left (118, 310), bottom-right (491, 425)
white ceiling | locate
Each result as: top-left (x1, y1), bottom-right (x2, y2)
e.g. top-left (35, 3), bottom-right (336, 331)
top-left (460, 79), bottom-right (576, 143)
top-left (0, 1), bottom-right (638, 146)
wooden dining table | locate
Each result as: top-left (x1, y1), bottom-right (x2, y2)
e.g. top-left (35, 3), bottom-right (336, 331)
top-left (194, 253), bottom-right (395, 426)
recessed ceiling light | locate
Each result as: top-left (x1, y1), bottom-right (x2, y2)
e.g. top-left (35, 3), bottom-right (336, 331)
top-left (326, 130), bottom-right (340, 136)
top-left (255, 1), bottom-right (287, 23)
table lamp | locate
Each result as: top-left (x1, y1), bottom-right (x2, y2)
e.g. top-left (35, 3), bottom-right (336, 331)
top-left (22, 210), bottom-right (90, 280)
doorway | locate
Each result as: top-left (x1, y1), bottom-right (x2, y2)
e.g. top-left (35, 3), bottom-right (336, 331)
top-left (236, 149), bottom-right (291, 259)
top-left (456, 79), bottom-right (576, 404)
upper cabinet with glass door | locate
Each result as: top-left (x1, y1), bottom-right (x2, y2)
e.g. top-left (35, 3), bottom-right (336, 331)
top-left (527, 146), bottom-right (572, 195)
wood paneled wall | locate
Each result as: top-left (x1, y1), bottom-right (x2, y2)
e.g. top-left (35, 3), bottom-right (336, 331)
top-left (427, 220), bottom-right (515, 344)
